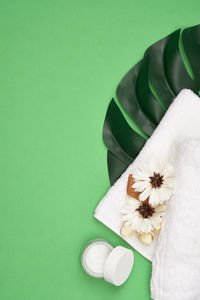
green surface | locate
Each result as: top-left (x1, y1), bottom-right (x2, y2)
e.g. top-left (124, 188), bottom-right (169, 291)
top-left (0, 1), bottom-right (199, 299)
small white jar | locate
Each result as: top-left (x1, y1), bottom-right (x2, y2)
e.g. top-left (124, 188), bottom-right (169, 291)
top-left (81, 239), bottom-right (134, 286)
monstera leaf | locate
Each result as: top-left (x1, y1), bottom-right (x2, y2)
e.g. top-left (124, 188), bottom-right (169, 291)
top-left (103, 24), bottom-right (200, 185)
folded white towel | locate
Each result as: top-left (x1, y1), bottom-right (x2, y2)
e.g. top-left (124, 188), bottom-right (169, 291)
top-left (94, 89), bottom-right (200, 261)
top-left (151, 139), bottom-right (200, 300)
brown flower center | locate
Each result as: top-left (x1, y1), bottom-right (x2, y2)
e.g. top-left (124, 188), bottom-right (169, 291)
top-left (149, 172), bottom-right (164, 188)
top-left (136, 202), bottom-right (155, 218)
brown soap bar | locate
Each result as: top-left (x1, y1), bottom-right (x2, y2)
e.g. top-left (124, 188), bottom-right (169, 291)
top-left (127, 174), bottom-right (140, 199)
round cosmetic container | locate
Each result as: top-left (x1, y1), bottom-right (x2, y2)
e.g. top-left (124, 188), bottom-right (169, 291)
top-left (81, 239), bottom-right (134, 286)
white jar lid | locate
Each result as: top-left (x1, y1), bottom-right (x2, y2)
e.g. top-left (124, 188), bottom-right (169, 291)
top-left (81, 240), bottom-right (134, 286)
top-left (104, 246), bottom-right (134, 286)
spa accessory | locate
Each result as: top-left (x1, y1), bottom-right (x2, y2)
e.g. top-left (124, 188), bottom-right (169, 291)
top-left (121, 196), bottom-right (166, 245)
top-left (120, 161), bottom-right (173, 245)
top-left (94, 89), bottom-right (200, 261)
top-left (81, 239), bottom-right (134, 286)
top-left (151, 140), bottom-right (200, 300)
top-left (131, 160), bottom-right (174, 206)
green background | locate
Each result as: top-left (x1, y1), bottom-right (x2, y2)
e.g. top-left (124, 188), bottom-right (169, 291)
top-left (0, 1), bottom-right (199, 299)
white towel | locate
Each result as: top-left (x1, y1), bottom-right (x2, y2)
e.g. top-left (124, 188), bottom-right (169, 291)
top-left (151, 139), bottom-right (200, 300)
top-left (94, 89), bottom-right (200, 261)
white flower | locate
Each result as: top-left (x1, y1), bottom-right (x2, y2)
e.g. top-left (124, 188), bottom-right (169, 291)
top-left (131, 160), bottom-right (174, 207)
top-left (121, 196), bottom-right (166, 233)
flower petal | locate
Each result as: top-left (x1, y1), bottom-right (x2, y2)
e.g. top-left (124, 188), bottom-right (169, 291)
top-left (163, 177), bottom-right (175, 188)
top-left (157, 188), bottom-right (170, 202)
top-left (132, 169), bottom-right (150, 181)
top-left (149, 189), bottom-right (160, 206)
top-left (139, 187), bottom-right (151, 201)
top-left (132, 181), bottom-right (148, 192)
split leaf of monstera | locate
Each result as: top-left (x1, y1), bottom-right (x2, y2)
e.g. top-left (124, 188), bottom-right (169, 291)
top-left (103, 24), bottom-right (200, 185)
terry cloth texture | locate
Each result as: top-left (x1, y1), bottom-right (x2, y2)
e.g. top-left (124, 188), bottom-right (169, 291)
top-left (151, 139), bottom-right (200, 300)
top-left (94, 89), bottom-right (200, 261)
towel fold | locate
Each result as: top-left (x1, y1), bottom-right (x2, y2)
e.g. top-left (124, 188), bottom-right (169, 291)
top-left (95, 89), bottom-right (200, 261)
top-left (151, 139), bottom-right (200, 300)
